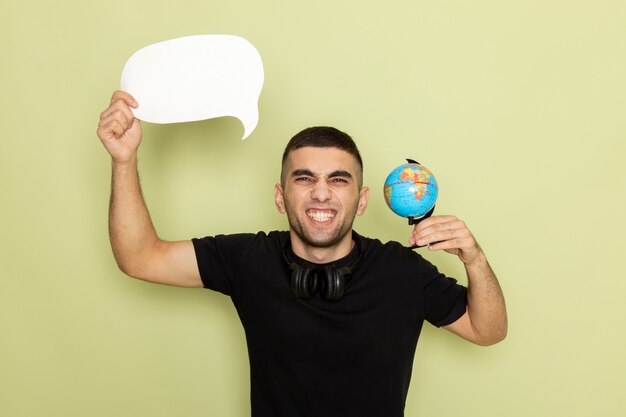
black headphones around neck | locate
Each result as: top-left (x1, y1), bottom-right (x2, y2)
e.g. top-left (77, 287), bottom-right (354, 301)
top-left (282, 234), bottom-right (363, 301)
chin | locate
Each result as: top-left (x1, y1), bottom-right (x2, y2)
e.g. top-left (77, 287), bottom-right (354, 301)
top-left (300, 228), bottom-right (352, 249)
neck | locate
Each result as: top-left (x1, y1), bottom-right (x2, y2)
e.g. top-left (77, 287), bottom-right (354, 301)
top-left (289, 232), bottom-right (355, 264)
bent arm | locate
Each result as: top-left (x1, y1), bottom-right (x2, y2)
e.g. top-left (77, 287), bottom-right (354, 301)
top-left (109, 158), bottom-right (202, 287)
top-left (411, 215), bottom-right (507, 346)
top-left (98, 91), bottom-right (202, 288)
top-left (443, 252), bottom-right (507, 346)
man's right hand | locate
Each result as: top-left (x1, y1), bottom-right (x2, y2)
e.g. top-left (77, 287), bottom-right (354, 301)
top-left (97, 90), bottom-right (142, 163)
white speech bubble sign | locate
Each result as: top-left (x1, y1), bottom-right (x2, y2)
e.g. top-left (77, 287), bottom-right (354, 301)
top-left (120, 34), bottom-right (264, 139)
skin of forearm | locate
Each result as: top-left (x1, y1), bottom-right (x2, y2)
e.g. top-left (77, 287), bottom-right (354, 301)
top-left (108, 157), bottom-right (160, 277)
top-left (464, 253), bottom-right (508, 345)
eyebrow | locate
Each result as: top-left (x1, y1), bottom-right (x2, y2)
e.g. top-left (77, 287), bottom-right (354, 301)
top-left (291, 169), bottom-right (353, 180)
top-left (291, 169), bottom-right (315, 178)
top-left (328, 170), bottom-right (353, 179)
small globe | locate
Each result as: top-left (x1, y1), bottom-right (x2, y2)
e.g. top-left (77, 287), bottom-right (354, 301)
top-left (384, 161), bottom-right (438, 221)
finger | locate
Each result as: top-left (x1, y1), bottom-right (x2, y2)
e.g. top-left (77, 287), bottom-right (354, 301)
top-left (100, 99), bottom-right (136, 124)
top-left (99, 109), bottom-right (135, 139)
top-left (414, 219), bottom-right (471, 247)
top-left (99, 109), bottom-right (131, 132)
top-left (412, 216), bottom-right (458, 239)
top-left (411, 215), bottom-right (458, 237)
top-left (414, 215), bottom-right (458, 229)
top-left (110, 90), bottom-right (138, 108)
top-left (426, 235), bottom-right (471, 251)
top-left (100, 91), bottom-right (138, 122)
top-left (110, 119), bottom-right (130, 138)
top-left (415, 229), bottom-right (455, 248)
top-left (430, 235), bottom-right (482, 265)
top-left (98, 118), bottom-right (129, 140)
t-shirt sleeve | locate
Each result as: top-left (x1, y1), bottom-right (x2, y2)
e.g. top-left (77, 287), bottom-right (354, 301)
top-left (191, 233), bottom-right (256, 296)
top-left (421, 261), bottom-right (468, 327)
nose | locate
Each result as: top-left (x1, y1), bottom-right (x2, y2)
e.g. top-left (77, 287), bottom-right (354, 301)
top-left (310, 178), bottom-right (331, 202)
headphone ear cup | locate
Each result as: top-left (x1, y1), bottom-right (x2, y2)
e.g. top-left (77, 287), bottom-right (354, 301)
top-left (291, 263), bottom-right (318, 299)
top-left (320, 266), bottom-right (346, 301)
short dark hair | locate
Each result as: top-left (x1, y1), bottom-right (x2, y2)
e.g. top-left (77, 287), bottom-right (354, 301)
top-left (281, 126), bottom-right (363, 186)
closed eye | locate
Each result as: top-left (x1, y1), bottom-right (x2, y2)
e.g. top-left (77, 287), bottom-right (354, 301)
top-left (328, 170), bottom-right (352, 185)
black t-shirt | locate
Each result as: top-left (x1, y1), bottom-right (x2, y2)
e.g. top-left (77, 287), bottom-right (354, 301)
top-left (192, 231), bottom-right (467, 417)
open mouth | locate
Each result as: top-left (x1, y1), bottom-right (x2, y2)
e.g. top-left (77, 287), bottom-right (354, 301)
top-left (306, 209), bottom-right (336, 222)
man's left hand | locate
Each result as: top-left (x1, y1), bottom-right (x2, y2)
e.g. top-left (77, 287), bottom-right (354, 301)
top-left (409, 215), bottom-right (482, 265)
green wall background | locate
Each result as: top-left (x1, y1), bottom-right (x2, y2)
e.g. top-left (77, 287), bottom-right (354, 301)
top-left (2, 1), bottom-right (625, 416)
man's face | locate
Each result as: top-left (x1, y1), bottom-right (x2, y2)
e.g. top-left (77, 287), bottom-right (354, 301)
top-left (275, 146), bottom-right (369, 253)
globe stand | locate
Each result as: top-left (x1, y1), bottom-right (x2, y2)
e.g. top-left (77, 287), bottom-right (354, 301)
top-left (407, 206), bottom-right (436, 225)
top-left (408, 206), bottom-right (436, 249)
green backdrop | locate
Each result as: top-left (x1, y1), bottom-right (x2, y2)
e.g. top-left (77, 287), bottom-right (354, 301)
top-left (2, 1), bottom-right (625, 416)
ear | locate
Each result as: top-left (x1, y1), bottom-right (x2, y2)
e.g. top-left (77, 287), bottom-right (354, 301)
top-left (274, 183), bottom-right (286, 214)
top-left (356, 186), bottom-right (369, 216)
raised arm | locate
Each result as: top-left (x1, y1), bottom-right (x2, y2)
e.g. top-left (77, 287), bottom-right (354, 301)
top-left (410, 216), bottom-right (508, 346)
top-left (97, 91), bottom-right (202, 288)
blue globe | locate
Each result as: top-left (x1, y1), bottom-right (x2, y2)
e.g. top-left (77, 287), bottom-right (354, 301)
top-left (384, 162), bottom-right (438, 221)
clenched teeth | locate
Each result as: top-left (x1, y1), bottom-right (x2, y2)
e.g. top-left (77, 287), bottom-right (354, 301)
top-left (307, 210), bottom-right (335, 222)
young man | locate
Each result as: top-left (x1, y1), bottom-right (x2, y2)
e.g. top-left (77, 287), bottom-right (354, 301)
top-left (97, 90), bottom-right (507, 417)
